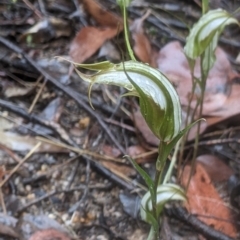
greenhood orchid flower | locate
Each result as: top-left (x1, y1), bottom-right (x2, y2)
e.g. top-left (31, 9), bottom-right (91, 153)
top-left (65, 59), bottom-right (182, 143)
top-left (184, 9), bottom-right (239, 60)
top-left (184, 9), bottom-right (239, 75)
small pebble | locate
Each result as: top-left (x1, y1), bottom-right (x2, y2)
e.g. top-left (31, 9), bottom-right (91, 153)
top-left (41, 164), bottom-right (48, 172)
top-left (25, 185), bottom-right (32, 192)
top-left (61, 213), bottom-right (69, 222)
top-left (48, 213), bottom-right (56, 219)
top-left (97, 235), bottom-right (108, 240)
top-left (112, 211), bottom-right (121, 218)
top-left (14, 177), bottom-right (20, 185)
top-left (52, 170), bottom-right (61, 179)
top-left (27, 193), bottom-right (35, 200)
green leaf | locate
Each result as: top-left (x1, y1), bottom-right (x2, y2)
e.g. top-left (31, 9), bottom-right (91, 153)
top-left (124, 155), bottom-right (154, 196)
top-left (184, 9), bottom-right (239, 60)
top-left (71, 60), bottom-right (182, 142)
top-left (142, 210), bottom-right (159, 233)
top-left (202, 0), bottom-right (209, 15)
top-left (140, 183), bottom-right (186, 223)
top-left (147, 226), bottom-right (159, 240)
top-left (163, 118), bottom-right (205, 161)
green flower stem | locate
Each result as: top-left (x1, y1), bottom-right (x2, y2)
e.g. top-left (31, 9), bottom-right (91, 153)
top-left (202, 0), bottom-right (209, 15)
top-left (149, 141), bottom-right (169, 240)
top-left (178, 65), bottom-right (196, 176)
top-left (186, 55), bottom-right (207, 189)
top-left (147, 226), bottom-right (156, 240)
top-left (163, 139), bottom-right (181, 184)
top-left (121, 1), bottom-right (136, 61)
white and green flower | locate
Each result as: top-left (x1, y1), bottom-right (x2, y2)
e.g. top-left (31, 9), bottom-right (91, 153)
top-left (68, 60), bottom-right (182, 142)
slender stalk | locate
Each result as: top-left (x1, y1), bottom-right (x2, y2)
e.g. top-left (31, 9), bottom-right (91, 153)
top-left (163, 139), bottom-right (181, 184)
top-left (186, 54), bottom-right (207, 189)
top-left (202, 0), bottom-right (209, 15)
top-left (149, 141), bottom-right (169, 240)
top-left (178, 64), bottom-right (196, 177)
top-left (147, 227), bottom-right (155, 240)
top-left (121, 2), bottom-right (136, 61)
top-left (152, 161), bottom-right (161, 240)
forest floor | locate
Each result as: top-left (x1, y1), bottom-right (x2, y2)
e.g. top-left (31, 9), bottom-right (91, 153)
top-left (0, 0), bottom-right (240, 239)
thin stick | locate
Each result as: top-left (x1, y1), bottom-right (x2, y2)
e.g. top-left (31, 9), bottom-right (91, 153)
top-left (104, 86), bottom-right (131, 117)
top-left (104, 118), bottom-right (136, 132)
top-left (37, 136), bottom-right (124, 163)
top-left (0, 143), bottom-right (24, 164)
top-left (28, 76), bottom-right (45, 113)
top-left (22, 0), bottom-right (43, 19)
top-left (0, 142), bottom-right (41, 188)
top-left (0, 189), bottom-right (6, 214)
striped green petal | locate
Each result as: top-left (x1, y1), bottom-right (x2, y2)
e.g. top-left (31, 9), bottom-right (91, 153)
top-left (73, 60), bottom-right (181, 142)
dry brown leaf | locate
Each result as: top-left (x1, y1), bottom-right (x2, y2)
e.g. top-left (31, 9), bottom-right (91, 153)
top-left (69, 26), bottom-right (118, 63)
top-left (181, 163), bottom-right (237, 238)
top-left (197, 155), bottom-right (233, 182)
top-left (101, 144), bottom-right (135, 176)
top-left (0, 222), bottom-right (18, 239)
top-left (70, 0), bottom-right (122, 63)
top-left (126, 145), bottom-right (156, 163)
top-left (0, 132), bottom-right (66, 152)
top-left (127, 145), bottom-right (145, 157)
top-left (131, 11), bottom-right (156, 66)
top-left (102, 144), bottom-right (121, 158)
top-left (82, 0), bottom-right (122, 28)
top-left (157, 41), bottom-right (237, 115)
top-left (4, 86), bottom-right (33, 98)
top-left (101, 161), bottom-right (136, 177)
top-left (206, 84), bottom-right (240, 126)
top-left (29, 228), bottom-right (71, 240)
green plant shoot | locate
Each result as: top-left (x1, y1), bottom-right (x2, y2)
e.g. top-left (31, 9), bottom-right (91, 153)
top-left (181, 8), bottom-right (239, 190)
top-left (72, 60), bottom-right (182, 142)
top-left (58, 1), bottom-right (208, 239)
top-left (184, 9), bottom-right (239, 76)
